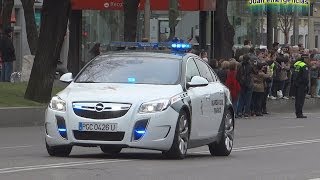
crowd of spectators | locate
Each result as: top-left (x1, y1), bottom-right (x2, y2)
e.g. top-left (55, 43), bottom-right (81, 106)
top-left (201, 40), bottom-right (320, 118)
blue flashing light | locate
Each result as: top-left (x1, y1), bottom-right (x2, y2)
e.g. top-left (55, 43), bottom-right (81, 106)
top-left (134, 129), bottom-right (146, 140)
top-left (133, 119), bottom-right (148, 141)
top-left (135, 130), bottom-right (146, 134)
top-left (128, 77), bottom-right (136, 83)
top-left (56, 116), bottom-right (67, 139)
top-left (58, 128), bottom-right (67, 132)
top-left (170, 43), bottom-right (192, 53)
top-left (58, 128), bottom-right (67, 139)
top-left (110, 41), bottom-right (192, 52)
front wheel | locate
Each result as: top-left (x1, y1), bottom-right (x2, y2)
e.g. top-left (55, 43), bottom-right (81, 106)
top-left (163, 110), bottom-right (190, 159)
top-left (46, 142), bottom-right (72, 157)
top-left (209, 109), bottom-right (234, 156)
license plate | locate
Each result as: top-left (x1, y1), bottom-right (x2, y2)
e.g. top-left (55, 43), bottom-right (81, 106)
top-left (79, 122), bottom-right (118, 132)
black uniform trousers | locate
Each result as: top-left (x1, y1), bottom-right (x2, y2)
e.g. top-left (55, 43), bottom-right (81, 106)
top-left (294, 85), bottom-right (306, 117)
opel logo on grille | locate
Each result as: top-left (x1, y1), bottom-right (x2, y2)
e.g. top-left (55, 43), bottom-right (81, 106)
top-left (95, 103), bottom-right (104, 112)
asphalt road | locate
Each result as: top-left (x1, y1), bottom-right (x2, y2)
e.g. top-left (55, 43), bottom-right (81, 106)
top-left (0, 110), bottom-right (320, 180)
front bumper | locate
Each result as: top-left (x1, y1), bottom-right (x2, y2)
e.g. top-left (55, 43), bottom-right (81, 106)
top-left (45, 105), bottom-right (179, 151)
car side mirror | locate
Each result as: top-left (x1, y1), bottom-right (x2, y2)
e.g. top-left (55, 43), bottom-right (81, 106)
top-left (187, 76), bottom-right (209, 88)
top-left (60, 72), bottom-right (73, 83)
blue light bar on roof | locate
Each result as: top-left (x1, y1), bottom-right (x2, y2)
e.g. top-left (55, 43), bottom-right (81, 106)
top-left (171, 43), bottom-right (191, 51)
top-left (110, 41), bottom-right (192, 52)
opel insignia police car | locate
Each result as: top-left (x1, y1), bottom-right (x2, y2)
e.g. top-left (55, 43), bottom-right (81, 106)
top-left (45, 42), bottom-right (235, 159)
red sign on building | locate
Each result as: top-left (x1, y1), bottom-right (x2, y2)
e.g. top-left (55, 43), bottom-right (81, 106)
top-left (71, 0), bottom-right (216, 11)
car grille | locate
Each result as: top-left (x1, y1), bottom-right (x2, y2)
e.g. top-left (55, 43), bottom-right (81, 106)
top-left (72, 102), bottom-right (131, 119)
top-left (73, 131), bottom-right (125, 141)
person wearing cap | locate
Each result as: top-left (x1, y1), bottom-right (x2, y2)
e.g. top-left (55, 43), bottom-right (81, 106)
top-left (292, 54), bottom-right (310, 118)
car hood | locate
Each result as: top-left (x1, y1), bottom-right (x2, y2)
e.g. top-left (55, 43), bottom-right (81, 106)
top-left (57, 83), bottom-right (183, 105)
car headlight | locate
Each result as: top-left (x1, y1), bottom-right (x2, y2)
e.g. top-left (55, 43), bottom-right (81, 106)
top-left (139, 99), bottom-right (170, 114)
top-left (49, 96), bottom-right (66, 112)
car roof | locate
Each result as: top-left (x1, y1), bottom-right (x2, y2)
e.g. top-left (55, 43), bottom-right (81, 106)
top-left (98, 51), bottom-right (191, 61)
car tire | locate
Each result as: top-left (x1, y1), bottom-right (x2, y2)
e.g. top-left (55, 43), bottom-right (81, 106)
top-left (208, 109), bottom-right (234, 156)
top-left (46, 142), bottom-right (72, 157)
top-left (163, 110), bottom-right (190, 159)
top-left (100, 146), bottom-right (122, 155)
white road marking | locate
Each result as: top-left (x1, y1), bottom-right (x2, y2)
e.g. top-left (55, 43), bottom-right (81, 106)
top-left (193, 138), bottom-right (320, 154)
top-left (279, 126), bottom-right (305, 129)
top-left (308, 179), bottom-right (320, 180)
top-left (0, 159), bottom-right (131, 174)
top-left (255, 126), bottom-right (305, 132)
top-left (1, 138), bottom-right (320, 174)
top-left (0, 145), bottom-right (34, 150)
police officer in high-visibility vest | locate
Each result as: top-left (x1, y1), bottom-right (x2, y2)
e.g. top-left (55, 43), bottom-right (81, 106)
top-left (292, 54), bottom-right (310, 118)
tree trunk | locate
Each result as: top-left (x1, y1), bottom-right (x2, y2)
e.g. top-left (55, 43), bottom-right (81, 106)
top-left (24, 0), bottom-right (71, 103)
top-left (68, 10), bottom-right (82, 76)
top-left (284, 31), bottom-right (289, 44)
top-left (1, 0), bottom-right (14, 29)
top-left (144, 0), bottom-right (150, 39)
top-left (0, 0), bottom-right (3, 20)
top-left (168, 0), bottom-right (179, 41)
top-left (21, 0), bottom-right (39, 55)
top-left (123, 0), bottom-right (140, 42)
top-left (214, 0), bottom-right (235, 59)
top-left (199, 11), bottom-right (207, 50)
top-left (267, 9), bottom-right (274, 50)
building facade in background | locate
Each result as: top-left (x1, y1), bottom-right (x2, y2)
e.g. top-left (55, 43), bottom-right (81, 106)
top-left (227, 0), bottom-right (320, 49)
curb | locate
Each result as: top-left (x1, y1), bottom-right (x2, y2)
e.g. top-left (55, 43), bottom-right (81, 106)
top-left (0, 107), bottom-right (46, 127)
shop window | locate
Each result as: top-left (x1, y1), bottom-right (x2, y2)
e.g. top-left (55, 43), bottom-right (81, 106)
top-left (299, 35), bottom-right (304, 44)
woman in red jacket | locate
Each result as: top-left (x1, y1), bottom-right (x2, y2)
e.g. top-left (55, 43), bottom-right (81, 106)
top-left (226, 60), bottom-right (241, 112)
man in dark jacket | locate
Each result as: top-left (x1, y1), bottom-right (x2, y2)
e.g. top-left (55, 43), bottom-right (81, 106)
top-left (0, 27), bottom-right (16, 82)
top-left (236, 54), bottom-right (254, 118)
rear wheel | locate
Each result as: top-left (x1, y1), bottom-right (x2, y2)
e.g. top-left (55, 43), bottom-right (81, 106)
top-left (163, 110), bottom-right (189, 159)
top-left (46, 142), bottom-right (72, 157)
top-left (209, 109), bottom-right (234, 156)
top-left (100, 146), bottom-right (122, 155)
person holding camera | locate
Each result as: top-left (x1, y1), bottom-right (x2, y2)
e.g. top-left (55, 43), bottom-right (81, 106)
top-left (251, 61), bottom-right (273, 116)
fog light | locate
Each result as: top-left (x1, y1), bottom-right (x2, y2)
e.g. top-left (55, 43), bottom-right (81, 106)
top-left (56, 116), bottom-right (68, 139)
top-left (133, 119), bottom-right (149, 141)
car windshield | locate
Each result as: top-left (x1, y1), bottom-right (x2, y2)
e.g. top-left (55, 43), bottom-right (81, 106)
top-left (74, 56), bottom-right (181, 85)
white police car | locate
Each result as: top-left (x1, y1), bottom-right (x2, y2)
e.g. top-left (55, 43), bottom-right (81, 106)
top-left (45, 42), bottom-right (235, 159)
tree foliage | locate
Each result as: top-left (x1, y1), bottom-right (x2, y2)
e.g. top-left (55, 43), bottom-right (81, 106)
top-left (278, 13), bottom-right (293, 44)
